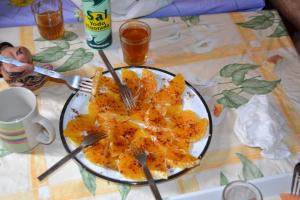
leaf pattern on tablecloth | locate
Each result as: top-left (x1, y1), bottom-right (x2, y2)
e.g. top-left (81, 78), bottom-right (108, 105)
top-left (157, 16), bottom-right (200, 27)
top-left (269, 21), bottom-right (289, 37)
top-left (33, 31), bottom-right (94, 71)
top-left (216, 90), bottom-right (248, 109)
top-left (118, 184), bottom-right (131, 200)
top-left (219, 154), bottom-right (264, 185)
top-left (220, 64), bottom-right (259, 85)
top-left (180, 16), bottom-right (200, 27)
top-left (32, 46), bottom-right (67, 63)
top-left (158, 17), bottom-right (170, 22)
top-left (236, 153), bottom-right (264, 181)
top-left (220, 172), bottom-right (229, 186)
top-left (79, 167), bottom-right (96, 196)
top-left (236, 10), bottom-right (288, 37)
top-left (56, 48), bottom-right (94, 72)
top-left (241, 79), bottom-right (281, 95)
top-left (237, 11), bottom-right (274, 30)
top-left (213, 63), bottom-right (280, 116)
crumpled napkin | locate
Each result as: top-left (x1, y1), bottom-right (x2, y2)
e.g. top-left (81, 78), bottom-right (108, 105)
top-left (71, 0), bottom-right (173, 21)
top-left (111, 0), bottom-right (173, 21)
top-left (234, 95), bottom-right (291, 159)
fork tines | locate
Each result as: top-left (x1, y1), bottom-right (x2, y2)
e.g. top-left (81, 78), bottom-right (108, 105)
top-left (79, 77), bottom-right (93, 93)
top-left (120, 85), bottom-right (136, 110)
top-left (291, 162), bottom-right (300, 196)
top-left (132, 147), bottom-right (163, 200)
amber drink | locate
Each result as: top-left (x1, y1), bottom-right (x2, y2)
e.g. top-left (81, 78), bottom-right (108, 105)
top-left (31, 0), bottom-right (64, 40)
top-left (119, 20), bottom-right (151, 66)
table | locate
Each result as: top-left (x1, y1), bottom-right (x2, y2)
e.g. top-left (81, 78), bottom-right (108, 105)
top-left (1, 10), bottom-right (300, 200)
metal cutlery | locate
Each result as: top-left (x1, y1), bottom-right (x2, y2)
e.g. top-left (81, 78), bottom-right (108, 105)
top-left (38, 132), bottom-right (107, 181)
top-left (291, 161), bottom-right (300, 196)
top-left (133, 148), bottom-right (162, 200)
top-left (0, 55), bottom-right (93, 92)
top-left (98, 50), bottom-right (135, 110)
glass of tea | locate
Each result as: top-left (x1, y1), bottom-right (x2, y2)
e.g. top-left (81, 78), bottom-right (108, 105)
top-left (31, 0), bottom-right (64, 40)
top-left (222, 181), bottom-right (263, 200)
top-left (119, 20), bottom-right (151, 66)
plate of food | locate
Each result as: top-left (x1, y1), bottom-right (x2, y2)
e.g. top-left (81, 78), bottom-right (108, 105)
top-left (59, 66), bottom-right (212, 185)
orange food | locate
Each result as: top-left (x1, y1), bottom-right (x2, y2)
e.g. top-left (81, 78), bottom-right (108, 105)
top-left (213, 103), bottom-right (223, 117)
top-left (121, 68), bottom-right (140, 97)
top-left (64, 68), bottom-right (208, 180)
top-left (280, 193), bottom-right (300, 200)
top-left (129, 69), bottom-right (158, 121)
top-left (153, 74), bottom-right (185, 106)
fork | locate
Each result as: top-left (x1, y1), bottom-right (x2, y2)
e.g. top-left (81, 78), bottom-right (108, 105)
top-left (38, 132), bottom-right (107, 181)
top-left (133, 148), bottom-right (162, 200)
top-left (98, 50), bottom-right (135, 110)
top-left (291, 162), bottom-right (300, 196)
top-left (0, 55), bottom-right (93, 93)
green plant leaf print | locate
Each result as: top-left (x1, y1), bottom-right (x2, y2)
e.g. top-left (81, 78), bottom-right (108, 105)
top-left (158, 17), bottom-right (170, 22)
top-left (231, 66), bottom-right (259, 85)
top-left (257, 10), bottom-right (275, 19)
top-left (79, 167), bottom-right (96, 196)
top-left (220, 172), bottom-right (229, 186)
top-left (0, 146), bottom-right (10, 157)
top-left (217, 97), bottom-right (236, 108)
top-left (34, 37), bottom-right (46, 41)
top-left (237, 15), bottom-right (274, 30)
top-left (232, 68), bottom-right (250, 85)
top-left (220, 64), bottom-right (259, 78)
top-left (118, 184), bottom-right (131, 200)
top-left (51, 40), bottom-right (70, 49)
top-left (180, 16), bottom-right (200, 26)
top-left (241, 79), bottom-right (281, 94)
top-left (56, 48), bottom-right (94, 72)
top-left (217, 90), bottom-right (248, 108)
top-left (32, 46), bottom-right (66, 63)
top-left (61, 31), bottom-right (78, 41)
top-left (236, 153), bottom-right (264, 181)
top-left (269, 21), bottom-right (288, 37)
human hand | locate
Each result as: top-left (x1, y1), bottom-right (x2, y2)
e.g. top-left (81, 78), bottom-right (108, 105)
top-left (0, 45), bottom-right (34, 83)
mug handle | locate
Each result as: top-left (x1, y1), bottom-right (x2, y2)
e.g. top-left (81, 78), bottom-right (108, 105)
top-left (33, 115), bottom-right (56, 144)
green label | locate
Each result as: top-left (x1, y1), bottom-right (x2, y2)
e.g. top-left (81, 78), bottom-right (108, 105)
top-left (82, 0), bottom-right (112, 49)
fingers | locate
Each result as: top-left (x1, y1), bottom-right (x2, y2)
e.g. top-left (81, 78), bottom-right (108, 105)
top-left (1, 46), bottom-right (34, 73)
top-left (22, 63), bottom-right (34, 74)
top-left (42, 64), bottom-right (54, 70)
top-left (15, 47), bottom-right (33, 64)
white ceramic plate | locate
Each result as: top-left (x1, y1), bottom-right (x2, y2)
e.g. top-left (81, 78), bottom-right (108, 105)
top-left (59, 66), bottom-right (212, 185)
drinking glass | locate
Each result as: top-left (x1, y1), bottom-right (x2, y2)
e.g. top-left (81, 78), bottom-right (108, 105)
top-left (31, 0), bottom-right (64, 40)
top-left (119, 20), bottom-right (151, 66)
top-left (223, 181), bottom-right (263, 200)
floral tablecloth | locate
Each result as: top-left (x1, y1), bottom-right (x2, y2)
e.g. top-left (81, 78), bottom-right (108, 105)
top-left (1, 10), bottom-right (300, 200)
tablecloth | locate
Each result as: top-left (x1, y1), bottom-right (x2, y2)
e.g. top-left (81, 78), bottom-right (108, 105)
top-left (1, 10), bottom-right (300, 200)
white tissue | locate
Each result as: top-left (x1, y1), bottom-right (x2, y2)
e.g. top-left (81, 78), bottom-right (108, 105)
top-left (234, 95), bottom-right (290, 159)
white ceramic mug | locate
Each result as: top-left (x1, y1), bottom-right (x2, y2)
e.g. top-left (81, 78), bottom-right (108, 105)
top-left (0, 87), bottom-right (55, 153)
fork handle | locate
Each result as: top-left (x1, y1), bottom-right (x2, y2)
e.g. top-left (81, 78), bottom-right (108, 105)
top-left (37, 146), bottom-right (83, 181)
top-left (142, 165), bottom-right (163, 200)
top-left (98, 50), bottom-right (123, 87)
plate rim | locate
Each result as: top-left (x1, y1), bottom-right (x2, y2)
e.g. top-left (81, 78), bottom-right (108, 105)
top-left (59, 66), bottom-right (213, 185)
